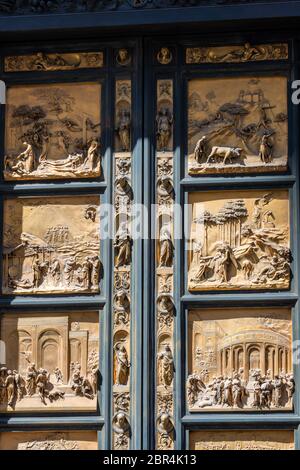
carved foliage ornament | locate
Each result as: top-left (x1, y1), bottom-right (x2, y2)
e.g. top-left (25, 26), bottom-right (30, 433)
top-left (0, 1), bottom-right (291, 15)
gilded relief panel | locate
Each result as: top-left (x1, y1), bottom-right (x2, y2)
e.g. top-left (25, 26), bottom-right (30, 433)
top-left (188, 76), bottom-right (288, 175)
top-left (0, 431), bottom-right (98, 450)
top-left (5, 52), bottom-right (104, 72)
top-left (4, 82), bottom-right (101, 180)
top-left (2, 196), bottom-right (100, 295)
top-left (189, 430), bottom-right (294, 451)
top-left (188, 190), bottom-right (290, 291)
top-left (0, 311), bottom-right (99, 412)
top-left (186, 43), bottom-right (288, 64)
top-left (187, 308), bottom-right (294, 412)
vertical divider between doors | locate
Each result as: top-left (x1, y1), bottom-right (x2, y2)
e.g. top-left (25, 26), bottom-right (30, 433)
top-left (130, 38), bottom-right (144, 450)
top-left (142, 37), bottom-right (155, 450)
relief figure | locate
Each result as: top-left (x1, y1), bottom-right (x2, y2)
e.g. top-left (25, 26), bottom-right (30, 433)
top-left (114, 343), bottom-right (130, 386)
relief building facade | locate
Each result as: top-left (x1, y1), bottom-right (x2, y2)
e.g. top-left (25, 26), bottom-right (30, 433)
top-left (0, 0), bottom-right (300, 451)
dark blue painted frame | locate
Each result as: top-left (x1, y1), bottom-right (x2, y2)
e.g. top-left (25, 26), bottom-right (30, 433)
top-left (0, 37), bottom-right (144, 450)
top-left (144, 34), bottom-right (300, 450)
top-left (1, 17), bottom-right (300, 450)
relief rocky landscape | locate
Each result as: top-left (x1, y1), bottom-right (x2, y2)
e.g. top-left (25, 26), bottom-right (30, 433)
top-left (188, 190), bottom-right (290, 291)
top-left (188, 77), bottom-right (288, 175)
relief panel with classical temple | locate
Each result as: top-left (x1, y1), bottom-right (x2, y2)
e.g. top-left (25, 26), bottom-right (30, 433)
top-left (188, 190), bottom-right (291, 291)
top-left (189, 430), bottom-right (294, 451)
top-left (4, 83), bottom-right (101, 180)
top-left (188, 76), bottom-right (288, 175)
top-left (2, 196), bottom-right (100, 295)
top-left (0, 431), bottom-right (98, 450)
top-left (0, 311), bottom-right (99, 412)
top-left (187, 308), bottom-right (294, 412)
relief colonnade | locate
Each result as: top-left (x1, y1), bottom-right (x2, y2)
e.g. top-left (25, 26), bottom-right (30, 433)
top-left (0, 35), bottom-right (298, 451)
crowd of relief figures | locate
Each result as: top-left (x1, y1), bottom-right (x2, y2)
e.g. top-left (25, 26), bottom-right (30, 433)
top-left (0, 432), bottom-right (98, 451)
top-left (0, 312), bottom-right (99, 412)
top-left (187, 308), bottom-right (294, 412)
top-left (2, 196), bottom-right (100, 295)
top-left (188, 77), bottom-right (288, 175)
top-left (188, 190), bottom-right (291, 291)
top-left (4, 83), bottom-right (101, 180)
top-left (190, 431), bottom-right (294, 451)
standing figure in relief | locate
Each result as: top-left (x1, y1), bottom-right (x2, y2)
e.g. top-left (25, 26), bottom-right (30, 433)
top-left (90, 364), bottom-right (99, 395)
top-left (223, 377), bottom-right (233, 407)
top-left (90, 255), bottom-right (100, 289)
top-left (13, 141), bottom-right (35, 174)
top-left (286, 374), bottom-right (295, 406)
top-left (32, 258), bottom-right (43, 288)
top-left (26, 363), bottom-right (37, 396)
top-left (260, 379), bottom-right (273, 408)
top-left (253, 378), bottom-right (262, 408)
top-left (159, 225), bottom-right (173, 267)
top-left (273, 375), bottom-right (284, 407)
top-left (213, 244), bottom-right (238, 284)
top-left (232, 374), bottom-right (243, 408)
top-left (157, 344), bottom-right (174, 387)
top-left (156, 107), bottom-right (173, 151)
top-left (56, 131), bottom-right (68, 156)
top-left (14, 370), bottom-right (26, 402)
top-left (81, 258), bottom-right (92, 290)
top-left (36, 369), bottom-right (49, 405)
top-left (5, 370), bottom-right (16, 407)
top-left (216, 376), bottom-right (224, 405)
top-left (114, 222), bottom-right (132, 268)
top-left (64, 257), bottom-right (77, 286)
top-left (252, 193), bottom-right (273, 229)
top-left (116, 109), bottom-right (131, 152)
top-left (115, 343), bottom-right (130, 386)
top-left (259, 134), bottom-right (273, 163)
top-left (84, 140), bottom-right (99, 170)
top-left (54, 368), bottom-right (63, 384)
top-left (0, 367), bottom-right (7, 404)
top-left (194, 136), bottom-right (208, 163)
top-left (50, 258), bottom-right (61, 285)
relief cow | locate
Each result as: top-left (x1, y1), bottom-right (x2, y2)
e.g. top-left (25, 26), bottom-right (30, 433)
top-left (206, 146), bottom-right (243, 165)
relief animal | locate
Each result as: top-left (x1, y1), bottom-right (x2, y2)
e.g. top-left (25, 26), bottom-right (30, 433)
top-left (206, 146), bottom-right (243, 165)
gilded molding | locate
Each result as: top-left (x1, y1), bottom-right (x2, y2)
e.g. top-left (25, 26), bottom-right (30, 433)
top-left (155, 79), bottom-right (175, 450)
top-left (4, 52), bottom-right (104, 72)
top-left (112, 78), bottom-right (132, 450)
top-left (186, 43), bottom-right (288, 64)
